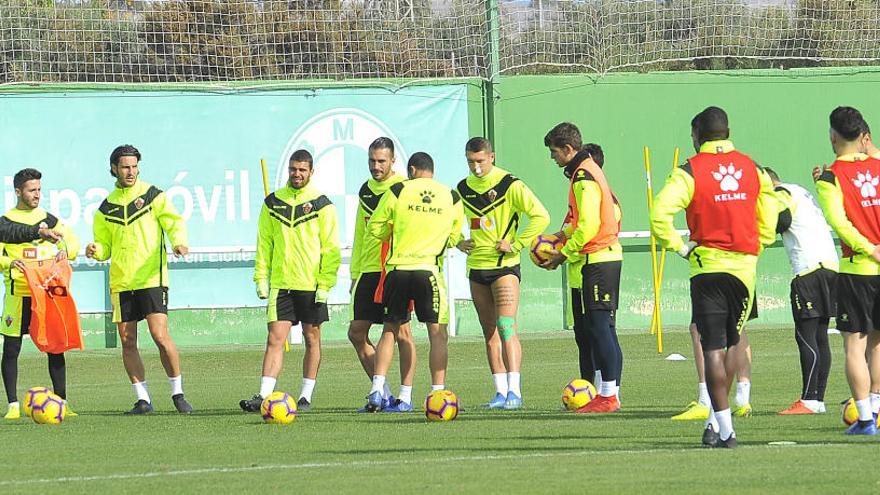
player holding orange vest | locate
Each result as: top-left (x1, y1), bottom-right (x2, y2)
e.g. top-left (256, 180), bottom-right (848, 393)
top-left (542, 123), bottom-right (624, 413)
top-left (0, 168), bottom-right (80, 420)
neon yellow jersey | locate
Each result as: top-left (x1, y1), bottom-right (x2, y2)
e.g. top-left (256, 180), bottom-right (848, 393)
top-left (0, 207), bottom-right (79, 296)
top-left (457, 166), bottom-right (550, 271)
top-left (350, 174), bottom-right (406, 279)
top-left (649, 140), bottom-right (778, 290)
top-left (368, 177), bottom-right (464, 271)
top-left (816, 153), bottom-right (880, 276)
top-left (254, 184), bottom-right (341, 291)
top-left (91, 180), bottom-right (187, 293)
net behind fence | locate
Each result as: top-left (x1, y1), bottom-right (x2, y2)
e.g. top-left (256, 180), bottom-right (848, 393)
top-left (3, 0), bottom-right (880, 85)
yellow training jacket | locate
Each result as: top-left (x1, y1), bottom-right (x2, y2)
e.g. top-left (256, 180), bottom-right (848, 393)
top-left (92, 180), bottom-right (187, 293)
top-left (0, 207), bottom-right (79, 296)
top-left (368, 177), bottom-right (464, 271)
top-left (254, 184), bottom-right (341, 292)
top-left (649, 140), bottom-right (778, 290)
top-left (816, 153), bottom-right (880, 276)
top-left (350, 174), bottom-right (406, 279)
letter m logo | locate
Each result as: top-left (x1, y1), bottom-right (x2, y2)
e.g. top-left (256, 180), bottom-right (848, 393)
top-left (333, 118), bottom-right (354, 141)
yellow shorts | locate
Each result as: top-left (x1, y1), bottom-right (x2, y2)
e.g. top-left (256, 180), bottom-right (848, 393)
top-left (1, 293), bottom-right (31, 338)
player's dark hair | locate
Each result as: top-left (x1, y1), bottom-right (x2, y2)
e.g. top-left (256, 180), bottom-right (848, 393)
top-left (691, 106), bottom-right (730, 143)
top-left (543, 122), bottom-right (583, 150)
top-left (290, 149), bottom-right (314, 168)
top-left (110, 144), bottom-right (141, 166)
top-left (408, 152), bottom-right (434, 173)
top-left (830, 106), bottom-right (869, 141)
top-left (13, 168), bottom-right (41, 190)
top-left (369, 137), bottom-right (395, 156)
top-left (465, 137), bottom-right (493, 153)
top-left (583, 143), bottom-right (604, 168)
top-left (764, 167), bottom-right (781, 183)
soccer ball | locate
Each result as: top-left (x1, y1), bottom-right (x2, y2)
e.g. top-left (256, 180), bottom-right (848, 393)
top-left (841, 398), bottom-right (859, 426)
top-left (22, 386), bottom-right (51, 419)
top-left (530, 234), bottom-right (563, 267)
top-left (31, 392), bottom-right (65, 425)
top-left (425, 390), bottom-right (459, 422)
top-left (562, 379), bottom-right (597, 411)
top-left (261, 391), bottom-right (297, 425)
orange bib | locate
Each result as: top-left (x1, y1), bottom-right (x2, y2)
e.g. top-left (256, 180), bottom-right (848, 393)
top-left (21, 259), bottom-right (83, 354)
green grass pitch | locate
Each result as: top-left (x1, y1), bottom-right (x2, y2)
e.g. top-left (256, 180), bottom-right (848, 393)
top-left (1, 328), bottom-right (879, 494)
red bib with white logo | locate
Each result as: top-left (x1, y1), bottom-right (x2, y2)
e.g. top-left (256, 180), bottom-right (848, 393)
top-left (685, 150), bottom-right (761, 255)
top-left (830, 157), bottom-right (880, 258)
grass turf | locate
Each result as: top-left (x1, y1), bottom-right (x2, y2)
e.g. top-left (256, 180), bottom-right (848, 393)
top-left (1, 327), bottom-right (878, 494)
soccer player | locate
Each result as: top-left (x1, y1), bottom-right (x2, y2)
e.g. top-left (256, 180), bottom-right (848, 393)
top-left (1, 168), bottom-right (79, 420)
top-left (556, 143), bottom-right (618, 388)
top-left (542, 125), bottom-right (624, 413)
top-left (455, 137), bottom-right (549, 409)
top-left (85, 145), bottom-right (193, 415)
top-left (651, 107), bottom-right (777, 447)
top-left (763, 168), bottom-right (837, 415)
top-left (815, 107), bottom-right (880, 434)
top-left (364, 152), bottom-right (464, 411)
top-left (240, 149), bottom-right (341, 413)
top-left (349, 137), bottom-right (417, 412)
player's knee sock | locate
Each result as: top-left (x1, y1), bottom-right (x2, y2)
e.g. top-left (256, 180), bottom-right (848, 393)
top-left (300, 378), bottom-right (316, 402)
top-left (133, 381), bottom-right (151, 403)
top-left (815, 318), bottom-right (831, 402)
top-left (382, 382), bottom-right (392, 399)
top-left (794, 317), bottom-right (820, 401)
top-left (507, 371), bottom-right (521, 397)
top-left (586, 310), bottom-right (620, 385)
top-left (735, 381), bottom-right (751, 407)
top-left (259, 376), bottom-right (276, 399)
top-left (430, 384), bottom-right (445, 392)
top-left (715, 408), bottom-right (734, 440)
top-left (398, 385), bottom-right (413, 405)
top-left (47, 353), bottom-right (66, 400)
top-left (370, 375), bottom-right (386, 395)
top-left (870, 393), bottom-right (880, 415)
top-left (168, 375), bottom-right (183, 396)
top-left (856, 398), bottom-right (874, 421)
top-left (493, 372), bottom-right (508, 396)
top-left (1, 336), bottom-right (22, 403)
top-left (610, 319), bottom-right (622, 387)
top-left (705, 405), bottom-right (719, 431)
top-left (571, 289), bottom-right (595, 382)
top-left (698, 382), bottom-right (710, 406)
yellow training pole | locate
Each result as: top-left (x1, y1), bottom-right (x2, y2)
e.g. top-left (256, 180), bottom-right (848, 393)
top-left (261, 159), bottom-right (290, 353)
top-left (653, 147), bottom-right (679, 355)
top-left (644, 147), bottom-right (661, 340)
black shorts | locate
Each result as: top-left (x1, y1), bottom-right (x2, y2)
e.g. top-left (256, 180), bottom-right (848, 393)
top-left (268, 289), bottom-right (329, 325)
top-left (112, 287), bottom-right (167, 323)
top-left (579, 261), bottom-right (621, 311)
top-left (748, 294), bottom-right (758, 321)
top-left (690, 273), bottom-right (752, 351)
top-left (570, 288), bottom-right (616, 327)
top-left (351, 272), bottom-right (410, 324)
top-left (468, 265), bottom-right (521, 286)
top-left (790, 267), bottom-right (836, 321)
top-left (835, 273), bottom-right (880, 333)
top-left (383, 269), bottom-right (447, 324)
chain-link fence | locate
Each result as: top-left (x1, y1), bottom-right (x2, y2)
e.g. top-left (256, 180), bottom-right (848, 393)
top-left (2, 0), bottom-right (880, 85)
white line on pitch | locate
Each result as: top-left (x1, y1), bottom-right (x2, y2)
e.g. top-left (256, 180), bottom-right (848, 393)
top-left (0, 443), bottom-right (840, 486)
